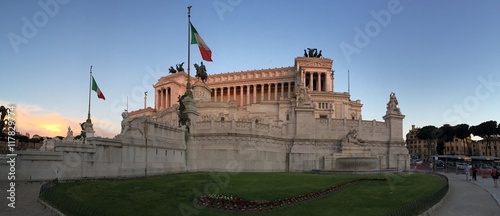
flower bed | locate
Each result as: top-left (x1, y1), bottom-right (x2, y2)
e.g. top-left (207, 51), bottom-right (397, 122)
top-left (193, 177), bottom-right (387, 212)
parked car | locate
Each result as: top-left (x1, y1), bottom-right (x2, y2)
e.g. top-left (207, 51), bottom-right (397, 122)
top-left (415, 159), bottom-right (423, 165)
top-left (457, 163), bottom-right (467, 170)
top-left (436, 160), bottom-right (445, 168)
top-left (480, 164), bottom-right (493, 170)
top-left (479, 164), bottom-right (493, 175)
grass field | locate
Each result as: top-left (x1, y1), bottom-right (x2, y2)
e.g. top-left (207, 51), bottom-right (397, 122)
top-left (41, 172), bottom-right (446, 216)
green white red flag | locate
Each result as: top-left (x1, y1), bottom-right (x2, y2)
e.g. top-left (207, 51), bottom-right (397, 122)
top-left (190, 22), bottom-right (212, 62)
top-left (91, 76), bottom-right (105, 100)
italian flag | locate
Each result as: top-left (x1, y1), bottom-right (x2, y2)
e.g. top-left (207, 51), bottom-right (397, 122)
top-left (190, 22), bottom-right (213, 62)
top-left (91, 76), bottom-right (105, 100)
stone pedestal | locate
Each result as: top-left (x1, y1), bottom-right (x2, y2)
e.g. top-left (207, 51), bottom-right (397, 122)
top-left (84, 121), bottom-right (95, 138)
top-left (294, 106), bottom-right (315, 139)
top-left (182, 95), bottom-right (199, 132)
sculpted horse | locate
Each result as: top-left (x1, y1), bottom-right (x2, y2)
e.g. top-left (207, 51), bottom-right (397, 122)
top-left (193, 62), bottom-right (208, 83)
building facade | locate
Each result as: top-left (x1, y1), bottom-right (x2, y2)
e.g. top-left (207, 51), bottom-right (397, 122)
top-left (406, 125), bottom-right (472, 160)
top-left (471, 138), bottom-right (500, 157)
top-left (406, 125), bottom-right (429, 159)
top-left (129, 56), bottom-right (408, 172)
top-left (3, 55), bottom-right (410, 180)
top-left (141, 57), bottom-right (363, 124)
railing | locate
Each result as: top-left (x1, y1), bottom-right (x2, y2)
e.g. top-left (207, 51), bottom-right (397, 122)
top-left (385, 172), bottom-right (449, 216)
top-left (39, 178), bottom-right (113, 216)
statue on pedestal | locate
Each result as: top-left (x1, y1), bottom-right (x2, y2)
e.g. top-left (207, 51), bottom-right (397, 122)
top-left (304, 48), bottom-right (322, 58)
top-left (194, 61), bottom-right (208, 83)
top-left (169, 66), bottom-right (177, 74)
top-left (178, 94), bottom-right (190, 127)
top-left (176, 62), bottom-right (185, 72)
top-left (341, 129), bottom-right (365, 147)
top-left (121, 110), bottom-right (131, 134)
top-left (295, 84), bottom-right (311, 107)
top-left (386, 92), bottom-right (401, 115)
top-left (64, 126), bottom-right (74, 140)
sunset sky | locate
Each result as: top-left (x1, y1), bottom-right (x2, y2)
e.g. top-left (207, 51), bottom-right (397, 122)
top-left (1, 0), bottom-right (499, 138)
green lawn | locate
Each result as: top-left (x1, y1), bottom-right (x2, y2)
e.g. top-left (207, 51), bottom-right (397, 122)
top-left (41, 172), bottom-right (446, 216)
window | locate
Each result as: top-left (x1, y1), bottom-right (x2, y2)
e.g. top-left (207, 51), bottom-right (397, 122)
top-left (156, 149), bottom-right (158, 155)
top-left (319, 115), bottom-right (327, 119)
top-left (165, 150), bottom-right (168, 156)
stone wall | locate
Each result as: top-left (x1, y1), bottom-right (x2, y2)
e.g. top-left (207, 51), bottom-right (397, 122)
top-left (2, 120), bottom-right (187, 181)
top-left (2, 102), bottom-right (409, 181)
top-left (186, 134), bottom-right (288, 172)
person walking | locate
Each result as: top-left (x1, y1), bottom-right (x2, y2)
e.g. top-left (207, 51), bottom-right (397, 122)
top-left (465, 163), bottom-right (471, 181)
top-left (472, 164), bottom-right (477, 181)
top-left (492, 166), bottom-right (499, 188)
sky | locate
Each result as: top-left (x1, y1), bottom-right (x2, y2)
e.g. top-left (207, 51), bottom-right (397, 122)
top-left (1, 0), bottom-right (499, 138)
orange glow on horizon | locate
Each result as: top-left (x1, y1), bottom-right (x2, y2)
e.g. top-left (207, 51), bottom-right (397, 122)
top-left (2, 101), bottom-right (118, 138)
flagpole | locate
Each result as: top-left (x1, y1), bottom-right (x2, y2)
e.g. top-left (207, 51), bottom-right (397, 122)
top-left (187, 6), bottom-right (192, 94)
top-left (87, 65), bottom-right (92, 123)
top-left (348, 69), bottom-right (350, 95)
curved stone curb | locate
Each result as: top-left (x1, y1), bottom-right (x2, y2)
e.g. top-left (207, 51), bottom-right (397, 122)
top-left (37, 198), bottom-right (65, 216)
top-left (469, 180), bottom-right (500, 206)
top-left (417, 187), bottom-right (450, 216)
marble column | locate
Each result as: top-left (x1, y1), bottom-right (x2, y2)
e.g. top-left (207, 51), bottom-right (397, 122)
top-left (155, 89), bottom-right (159, 110)
top-left (267, 83), bottom-right (271, 100)
top-left (246, 85), bottom-right (250, 105)
top-left (287, 82), bottom-right (291, 99)
top-left (253, 84), bottom-right (257, 104)
top-left (233, 86), bottom-right (237, 101)
top-left (214, 88), bottom-right (218, 102)
top-left (280, 82), bottom-right (284, 99)
top-left (260, 84), bottom-right (265, 103)
top-left (240, 86), bottom-right (244, 106)
top-left (274, 83), bottom-right (279, 101)
top-left (309, 72), bottom-right (313, 90)
top-left (318, 73), bottom-right (322, 92)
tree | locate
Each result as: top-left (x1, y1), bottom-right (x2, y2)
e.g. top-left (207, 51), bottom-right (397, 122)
top-left (29, 138), bottom-right (42, 143)
top-left (470, 120), bottom-right (497, 156)
top-left (454, 124), bottom-right (471, 156)
top-left (417, 125), bottom-right (439, 161)
top-left (437, 124), bottom-right (455, 155)
top-left (15, 134), bottom-right (30, 143)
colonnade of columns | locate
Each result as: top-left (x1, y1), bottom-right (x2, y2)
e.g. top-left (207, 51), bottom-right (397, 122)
top-left (211, 82), bottom-right (295, 106)
top-left (302, 71), bottom-right (330, 92)
top-left (155, 87), bottom-right (174, 110)
top-left (153, 71), bottom-right (332, 109)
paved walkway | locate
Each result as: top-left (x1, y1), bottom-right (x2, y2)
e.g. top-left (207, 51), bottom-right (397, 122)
top-left (0, 181), bottom-right (57, 216)
top-left (429, 171), bottom-right (500, 216)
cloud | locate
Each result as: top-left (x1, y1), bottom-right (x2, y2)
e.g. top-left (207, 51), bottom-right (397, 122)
top-left (1, 100), bottom-right (119, 138)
